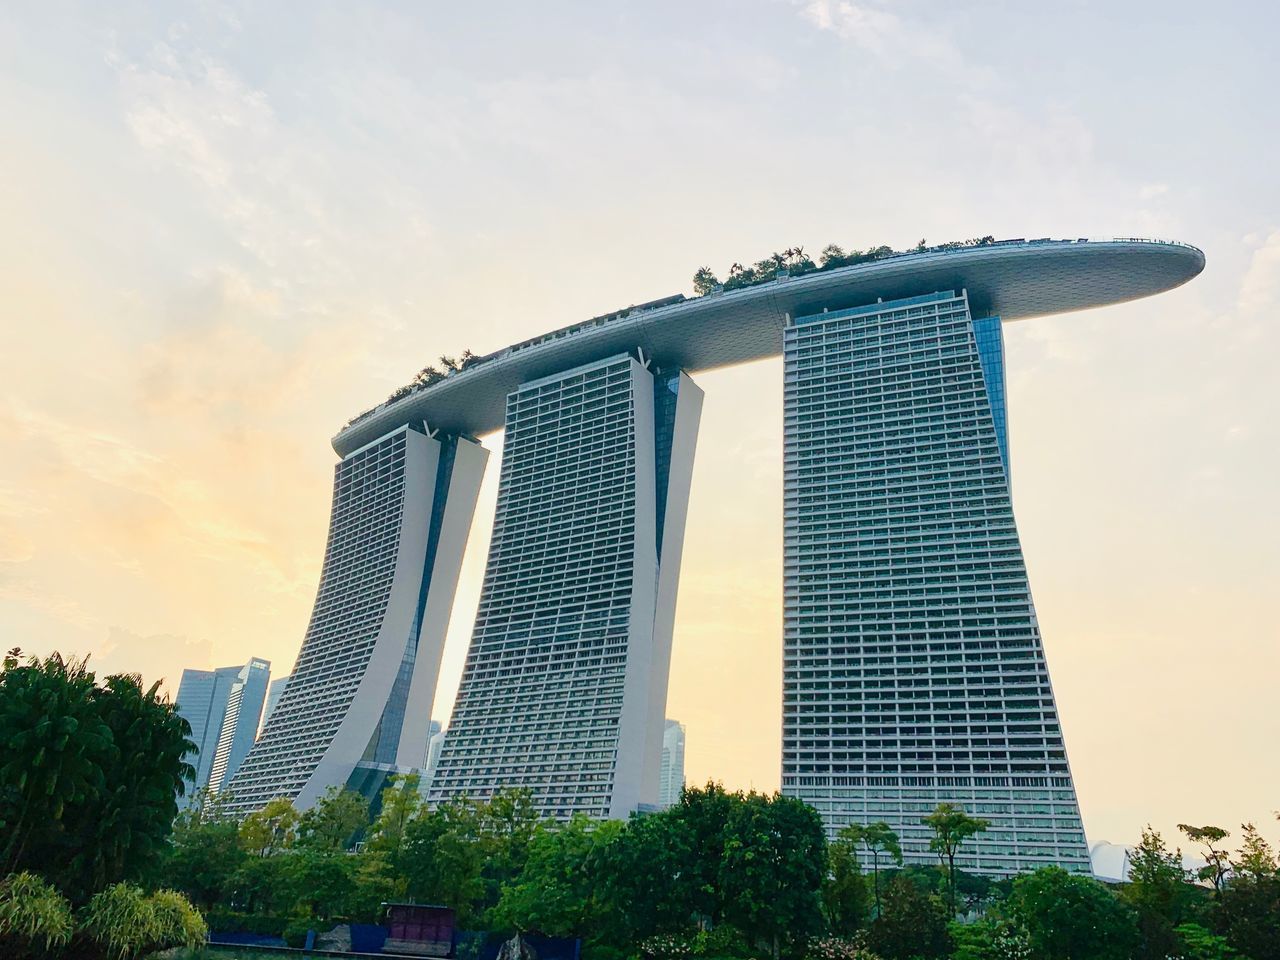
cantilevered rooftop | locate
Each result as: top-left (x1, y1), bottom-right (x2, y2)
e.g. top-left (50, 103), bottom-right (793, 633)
top-left (333, 237), bottom-right (1203, 455)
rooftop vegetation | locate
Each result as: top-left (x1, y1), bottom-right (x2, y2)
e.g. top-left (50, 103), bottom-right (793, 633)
top-left (690, 236), bottom-right (997, 296)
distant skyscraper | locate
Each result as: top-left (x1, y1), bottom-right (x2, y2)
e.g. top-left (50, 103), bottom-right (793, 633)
top-left (258, 675), bottom-right (290, 738)
top-left (429, 354), bottom-right (703, 818)
top-left (658, 719), bottom-right (685, 808)
top-left (223, 427), bottom-right (488, 815)
top-left (421, 722), bottom-right (446, 792)
top-left (175, 658), bottom-right (270, 802)
top-left (781, 290), bottom-right (1090, 875)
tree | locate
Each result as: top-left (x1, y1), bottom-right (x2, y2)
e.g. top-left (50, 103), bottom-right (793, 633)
top-left (718, 792), bottom-right (827, 959)
top-left (1233, 822), bottom-right (1277, 879)
top-left (492, 815), bottom-right (623, 938)
top-left (665, 781), bottom-right (738, 927)
top-left (297, 787), bottom-right (368, 852)
top-left (866, 873), bottom-right (950, 960)
top-left (0, 650), bottom-right (195, 902)
top-left (365, 773), bottom-right (422, 867)
top-left (238, 797), bottom-right (299, 857)
top-left (285, 849), bottom-right (357, 919)
top-left (1216, 870), bottom-right (1280, 960)
top-left (399, 796), bottom-right (486, 921)
top-left (593, 804), bottom-right (696, 944)
top-left (1008, 866), bottom-right (1138, 960)
top-left (843, 822), bottom-right (903, 916)
top-left (160, 794), bottom-right (246, 910)
top-left (823, 829), bottom-right (869, 935)
top-left (1179, 824), bottom-right (1232, 893)
top-left (692, 267), bottom-right (720, 296)
top-left (921, 803), bottom-right (989, 915)
top-left (1122, 825), bottom-right (1192, 960)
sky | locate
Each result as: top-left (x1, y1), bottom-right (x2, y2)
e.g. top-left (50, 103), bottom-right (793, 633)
top-left (1, 1), bottom-right (1277, 854)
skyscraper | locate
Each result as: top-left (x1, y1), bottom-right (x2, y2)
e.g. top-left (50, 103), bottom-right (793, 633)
top-left (231, 238), bottom-right (1201, 872)
top-left (659, 718), bottom-right (686, 808)
top-left (223, 426), bottom-right (488, 815)
top-left (175, 658), bottom-right (270, 802)
top-left (782, 290), bottom-right (1089, 875)
top-left (429, 354), bottom-right (703, 818)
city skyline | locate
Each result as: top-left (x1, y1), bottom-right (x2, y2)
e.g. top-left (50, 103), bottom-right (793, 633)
top-left (2, 1), bottom-right (1277, 853)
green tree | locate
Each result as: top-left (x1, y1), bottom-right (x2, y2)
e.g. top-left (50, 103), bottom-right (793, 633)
top-left (949, 915), bottom-right (1032, 960)
top-left (285, 849), bottom-right (357, 920)
top-left (921, 803), bottom-right (989, 916)
top-left (238, 797), bottom-right (299, 857)
top-left (1178, 824), bottom-right (1232, 893)
top-left (823, 828), bottom-right (870, 935)
top-left (843, 822), bottom-right (903, 916)
top-left (594, 806), bottom-right (696, 943)
top-left (1233, 821), bottom-right (1277, 879)
top-left (160, 794), bottom-right (245, 910)
top-left (692, 267), bottom-right (720, 296)
top-left (297, 787), bottom-right (368, 852)
top-left (365, 773), bottom-right (422, 867)
top-left (399, 796), bottom-right (486, 921)
top-left (1173, 922), bottom-right (1238, 960)
top-left (1008, 866), bottom-right (1138, 960)
top-left (1216, 870), bottom-right (1280, 960)
top-left (866, 873), bottom-right (950, 960)
top-left (1122, 825), bottom-right (1191, 960)
top-left (718, 792), bottom-right (827, 959)
top-left (0, 650), bottom-right (195, 902)
top-left (492, 815), bottom-right (623, 938)
top-left (225, 854), bottom-right (291, 916)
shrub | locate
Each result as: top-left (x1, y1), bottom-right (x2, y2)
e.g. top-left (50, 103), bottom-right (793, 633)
top-left (203, 909), bottom-right (289, 936)
top-left (806, 934), bottom-right (883, 960)
top-left (0, 871), bottom-right (74, 957)
top-left (148, 889), bottom-right (207, 950)
top-left (283, 917), bottom-right (316, 947)
top-left (78, 882), bottom-right (159, 960)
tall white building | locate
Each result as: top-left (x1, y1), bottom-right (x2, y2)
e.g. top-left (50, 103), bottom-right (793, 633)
top-left (429, 353), bottom-right (702, 818)
top-left (659, 718), bottom-right (685, 808)
top-left (257, 674), bottom-right (289, 738)
top-left (781, 290), bottom-right (1090, 875)
top-left (224, 427), bottom-right (487, 815)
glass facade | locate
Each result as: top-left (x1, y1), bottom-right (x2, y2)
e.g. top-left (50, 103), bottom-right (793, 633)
top-left (782, 290), bottom-right (1090, 875)
top-left (176, 658), bottom-right (270, 802)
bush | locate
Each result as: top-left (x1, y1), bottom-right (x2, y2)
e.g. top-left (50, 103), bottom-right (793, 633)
top-left (0, 871), bottom-right (74, 957)
top-left (806, 935), bottom-right (883, 960)
top-left (203, 909), bottom-right (289, 936)
top-left (77, 882), bottom-right (159, 960)
top-left (148, 889), bottom-right (207, 949)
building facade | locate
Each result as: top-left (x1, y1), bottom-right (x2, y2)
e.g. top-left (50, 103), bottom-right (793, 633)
top-left (223, 425), bottom-right (487, 815)
top-left (258, 674), bottom-right (289, 738)
top-left (428, 354), bottom-right (702, 818)
top-left (659, 718), bottom-right (686, 808)
top-left (781, 291), bottom-right (1090, 874)
top-left (175, 658), bottom-right (270, 802)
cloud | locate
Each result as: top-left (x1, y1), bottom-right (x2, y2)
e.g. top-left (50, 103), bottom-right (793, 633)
top-left (1238, 229), bottom-right (1280, 316)
top-left (796, 0), bottom-right (976, 80)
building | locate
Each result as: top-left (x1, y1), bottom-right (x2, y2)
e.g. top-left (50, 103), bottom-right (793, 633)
top-left (427, 356), bottom-right (703, 818)
top-left (659, 719), bottom-right (686, 808)
top-left (222, 430), bottom-right (488, 816)
top-left (226, 238), bottom-right (1202, 873)
top-left (421, 723), bottom-right (446, 792)
top-left (258, 674), bottom-right (290, 738)
top-left (175, 658), bottom-right (270, 802)
top-left (782, 290), bottom-right (1087, 874)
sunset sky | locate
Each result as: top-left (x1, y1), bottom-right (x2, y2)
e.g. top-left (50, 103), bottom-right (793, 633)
top-left (2, 1), bottom-right (1277, 853)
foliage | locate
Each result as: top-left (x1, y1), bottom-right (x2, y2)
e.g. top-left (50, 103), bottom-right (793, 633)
top-left (284, 849), bottom-right (356, 919)
top-left (0, 650), bottom-right (196, 902)
top-left (921, 803), bottom-right (989, 916)
top-left (949, 916), bottom-right (1031, 960)
top-left (1232, 821), bottom-right (1277, 879)
top-left (1172, 922), bottom-right (1237, 960)
top-left (865, 874), bottom-right (950, 960)
top-left (823, 830), bottom-right (869, 935)
top-left (691, 237), bottom-right (997, 296)
top-left (805, 935), bottom-right (883, 960)
top-left (283, 917), bottom-right (316, 947)
top-left (1121, 826), bottom-right (1193, 960)
top-left (1215, 872), bottom-right (1280, 960)
top-left (1178, 824), bottom-right (1232, 893)
top-left (840, 823), bottom-right (902, 916)
top-left (296, 786), bottom-right (368, 852)
top-left (147, 888), bottom-right (207, 950)
top-left (365, 773), bottom-right (423, 865)
top-left (159, 795), bottom-right (246, 910)
top-left (718, 791), bottom-right (828, 958)
top-left (77, 882), bottom-right (159, 960)
top-left (0, 871), bottom-right (75, 956)
top-left (238, 797), bottom-right (299, 857)
top-left (1007, 867), bottom-right (1138, 960)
